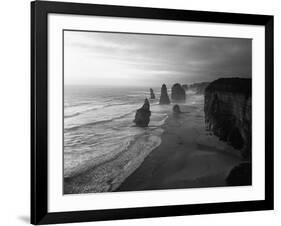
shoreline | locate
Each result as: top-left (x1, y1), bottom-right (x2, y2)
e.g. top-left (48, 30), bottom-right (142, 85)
top-left (64, 97), bottom-right (247, 194)
top-left (64, 126), bottom-right (164, 194)
top-left (117, 104), bottom-right (244, 192)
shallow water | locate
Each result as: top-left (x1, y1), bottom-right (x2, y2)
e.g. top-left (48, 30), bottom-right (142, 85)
top-left (64, 86), bottom-right (171, 192)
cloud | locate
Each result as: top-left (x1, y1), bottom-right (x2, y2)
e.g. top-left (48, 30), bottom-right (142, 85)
top-left (64, 30), bottom-right (251, 86)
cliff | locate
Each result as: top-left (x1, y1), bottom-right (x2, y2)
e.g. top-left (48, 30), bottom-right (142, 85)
top-left (204, 78), bottom-right (251, 158)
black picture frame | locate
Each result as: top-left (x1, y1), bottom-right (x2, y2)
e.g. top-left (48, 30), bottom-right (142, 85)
top-left (31, 0), bottom-right (274, 224)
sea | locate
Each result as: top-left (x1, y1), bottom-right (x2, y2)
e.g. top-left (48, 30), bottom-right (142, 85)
top-left (64, 86), bottom-right (175, 191)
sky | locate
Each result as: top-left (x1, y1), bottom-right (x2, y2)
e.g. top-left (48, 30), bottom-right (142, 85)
top-left (64, 30), bottom-right (252, 87)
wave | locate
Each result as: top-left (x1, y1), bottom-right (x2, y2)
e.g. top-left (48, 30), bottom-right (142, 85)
top-left (64, 135), bottom-right (135, 178)
top-left (108, 133), bottom-right (162, 192)
top-left (64, 100), bottom-right (97, 108)
top-left (64, 110), bottom-right (135, 132)
top-left (64, 112), bottom-right (81, 119)
top-left (65, 109), bottom-right (168, 132)
top-left (64, 129), bottom-right (164, 193)
top-left (64, 105), bottom-right (105, 119)
top-left (64, 102), bottom-right (140, 119)
top-left (149, 115), bottom-right (168, 127)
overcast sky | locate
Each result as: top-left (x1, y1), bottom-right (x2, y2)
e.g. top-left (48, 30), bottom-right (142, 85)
top-left (64, 30), bottom-right (251, 87)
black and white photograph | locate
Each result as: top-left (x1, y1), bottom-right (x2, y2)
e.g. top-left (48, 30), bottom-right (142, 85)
top-left (63, 30), bottom-right (252, 194)
top-left (28, 1), bottom-right (274, 224)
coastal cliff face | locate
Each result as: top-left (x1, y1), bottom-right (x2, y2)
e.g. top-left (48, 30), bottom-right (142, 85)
top-left (204, 78), bottom-right (251, 158)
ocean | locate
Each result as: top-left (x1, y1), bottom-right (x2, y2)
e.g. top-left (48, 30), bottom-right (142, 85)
top-left (64, 86), bottom-right (173, 192)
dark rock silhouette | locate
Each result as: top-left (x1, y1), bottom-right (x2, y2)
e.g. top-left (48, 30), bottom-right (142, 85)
top-left (150, 88), bottom-right (155, 99)
top-left (226, 162), bottom-right (252, 186)
top-left (204, 78), bottom-right (251, 158)
top-left (171, 83), bottom-right (186, 101)
top-left (183, 82), bottom-right (210, 94)
top-left (134, 98), bottom-right (151, 127)
top-left (173, 104), bottom-right (181, 113)
top-left (159, 84), bottom-right (170, 105)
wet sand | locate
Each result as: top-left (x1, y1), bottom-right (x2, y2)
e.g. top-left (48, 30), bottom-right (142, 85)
top-left (117, 103), bottom-right (243, 192)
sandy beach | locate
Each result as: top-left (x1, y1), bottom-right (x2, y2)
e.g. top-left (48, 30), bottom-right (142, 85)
top-left (118, 102), bottom-right (244, 192)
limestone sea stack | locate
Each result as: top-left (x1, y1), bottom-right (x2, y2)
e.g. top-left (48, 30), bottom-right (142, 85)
top-left (159, 84), bottom-right (170, 105)
top-left (173, 104), bottom-right (181, 113)
top-left (204, 78), bottom-right (251, 158)
top-left (134, 98), bottom-right (151, 127)
top-left (171, 83), bottom-right (186, 101)
top-left (150, 88), bottom-right (155, 99)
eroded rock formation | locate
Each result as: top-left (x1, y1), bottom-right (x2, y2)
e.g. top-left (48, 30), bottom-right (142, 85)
top-left (204, 78), bottom-right (251, 158)
top-left (159, 84), bottom-right (170, 105)
top-left (134, 98), bottom-right (151, 127)
top-left (173, 104), bottom-right (181, 114)
top-left (150, 88), bottom-right (155, 99)
top-left (171, 83), bottom-right (186, 101)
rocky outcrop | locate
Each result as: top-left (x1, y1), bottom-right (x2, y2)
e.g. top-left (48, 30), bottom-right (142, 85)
top-left (183, 82), bottom-right (210, 94)
top-left (171, 83), bottom-right (186, 101)
top-left (134, 98), bottom-right (151, 127)
top-left (204, 78), bottom-right (251, 158)
top-left (173, 104), bottom-right (181, 113)
top-left (159, 84), bottom-right (170, 105)
top-left (150, 88), bottom-right (155, 99)
top-left (226, 162), bottom-right (252, 186)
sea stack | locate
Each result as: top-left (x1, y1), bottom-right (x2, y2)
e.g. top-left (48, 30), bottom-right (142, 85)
top-left (171, 83), bottom-right (186, 101)
top-left (150, 88), bottom-right (155, 99)
top-left (204, 78), bottom-right (251, 158)
top-left (134, 98), bottom-right (151, 127)
top-left (173, 104), bottom-right (181, 113)
top-left (159, 84), bottom-right (170, 104)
